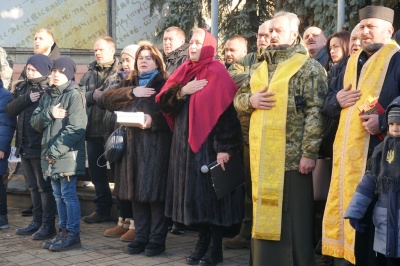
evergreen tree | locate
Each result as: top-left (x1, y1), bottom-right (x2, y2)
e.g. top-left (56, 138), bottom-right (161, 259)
top-left (149, 0), bottom-right (399, 53)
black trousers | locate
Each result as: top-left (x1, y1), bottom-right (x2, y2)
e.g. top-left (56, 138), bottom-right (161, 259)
top-left (239, 144), bottom-right (252, 239)
top-left (87, 137), bottom-right (112, 215)
top-left (0, 173), bottom-right (7, 215)
top-left (21, 157), bottom-right (56, 225)
top-left (132, 200), bottom-right (167, 244)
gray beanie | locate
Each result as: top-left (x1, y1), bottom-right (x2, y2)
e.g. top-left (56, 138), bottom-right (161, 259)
top-left (121, 44), bottom-right (140, 59)
top-left (52, 56), bottom-right (76, 81)
top-left (388, 107), bottom-right (400, 124)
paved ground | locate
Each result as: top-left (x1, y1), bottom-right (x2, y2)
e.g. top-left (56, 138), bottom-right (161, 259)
top-left (0, 207), bottom-right (329, 266)
top-left (0, 208), bottom-right (249, 266)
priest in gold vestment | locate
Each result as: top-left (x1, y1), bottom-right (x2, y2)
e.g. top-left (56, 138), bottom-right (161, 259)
top-left (235, 11), bottom-right (327, 266)
top-left (322, 5), bottom-right (400, 266)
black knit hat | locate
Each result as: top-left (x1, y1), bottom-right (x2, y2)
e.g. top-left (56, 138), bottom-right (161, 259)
top-left (26, 54), bottom-right (52, 76)
top-left (52, 56), bottom-right (76, 81)
top-left (388, 107), bottom-right (400, 124)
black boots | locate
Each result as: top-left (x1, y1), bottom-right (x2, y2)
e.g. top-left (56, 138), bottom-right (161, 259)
top-left (15, 221), bottom-right (41, 235)
top-left (49, 230), bottom-right (81, 251)
top-left (0, 214), bottom-right (8, 229)
top-left (42, 228), bottom-right (66, 249)
top-left (199, 226), bottom-right (223, 266)
top-left (186, 225), bottom-right (211, 265)
top-left (32, 224), bottom-right (56, 240)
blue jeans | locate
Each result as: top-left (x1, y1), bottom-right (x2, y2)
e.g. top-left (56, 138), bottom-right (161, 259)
top-left (87, 137), bottom-right (112, 215)
top-left (51, 176), bottom-right (80, 233)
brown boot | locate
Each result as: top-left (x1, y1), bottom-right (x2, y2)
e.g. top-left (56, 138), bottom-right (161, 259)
top-left (120, 219), bottom-right (136, 242)
top-left (103, 217), bottom-right (130, 237)
top-left (223, 235), bottom-right (250, 249)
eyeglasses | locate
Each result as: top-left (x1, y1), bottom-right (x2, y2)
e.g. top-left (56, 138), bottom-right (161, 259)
top-left (257, 34), bottom-right (269, 40)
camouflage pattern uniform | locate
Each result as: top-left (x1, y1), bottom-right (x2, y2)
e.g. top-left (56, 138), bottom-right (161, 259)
top-left (234, 42), bottom-right (327, 170)
top-left (0, 47), bottom-right (13, 89)
top-left (241, 41), bottom-right (328, 266)
top-left (230, 52), bottom-right (259, 146)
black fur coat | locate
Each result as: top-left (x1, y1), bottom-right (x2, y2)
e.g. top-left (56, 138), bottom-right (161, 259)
top-left (159, 85), bottom-right (244, 226)
top-left (103, 72), bottom-right (171, 202)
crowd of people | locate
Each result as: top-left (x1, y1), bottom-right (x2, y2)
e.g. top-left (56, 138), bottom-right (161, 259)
top-left (0, 4), bottom-right (400, 266)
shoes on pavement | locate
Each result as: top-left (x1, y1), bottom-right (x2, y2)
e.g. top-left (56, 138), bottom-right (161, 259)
top-left (42, 228), bottom-right (66, 249)
top-left (83, 212), bottom-right (111, 223)
top-left (171, 221), bottom-right (185, 235)
top-left (49, 230), bottom-right (81, 252)
top-left (0, 214), bottom-right (8, 229)
top-left (144, 242), bottom-right (166, 257)
top-left (15, 221), bottom-right (41, 235)
top-left (222, 235), bottom-right (250, 249)
top-left (32, 224), bottom-right (57, 240)
top-left (104, 217), bottom-right (130, 237)
top-left (127, 240), bottom-right (147, 255)
top-left (120, 220), bottom-right (136, 242)
top-left (21, 205), bottom-right (33, 217)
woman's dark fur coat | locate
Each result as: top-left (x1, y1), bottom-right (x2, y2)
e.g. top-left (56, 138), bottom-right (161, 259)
top-left (103, 72), bottom-right (171, 202)
top-left (159, 85), bottom-right (244, 227)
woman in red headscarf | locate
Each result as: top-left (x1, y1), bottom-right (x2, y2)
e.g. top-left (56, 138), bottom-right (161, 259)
top-left (157, 28), bottom-right (244, 265)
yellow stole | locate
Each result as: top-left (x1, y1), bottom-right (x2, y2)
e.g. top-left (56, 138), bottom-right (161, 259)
top-left (322, 40), bottom-right (400, 264)
top-left (250, 53), bottom-right (308, 240)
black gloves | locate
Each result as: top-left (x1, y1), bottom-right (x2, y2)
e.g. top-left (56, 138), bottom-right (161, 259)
top-left (349, 218), bottom-right (367, 233)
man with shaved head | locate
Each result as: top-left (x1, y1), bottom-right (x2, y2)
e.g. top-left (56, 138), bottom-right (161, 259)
top-left (224, 35), bottom-right (247, 68)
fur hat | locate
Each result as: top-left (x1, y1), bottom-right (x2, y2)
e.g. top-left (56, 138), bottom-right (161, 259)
top-left (121, 44), bottom-right (140, 59)
top-left (52, 56), bottom-right (76, 80)
top-left (359, 5), bottom-right (394, 24)
top-left (26, 54), bottom-right (52, 76)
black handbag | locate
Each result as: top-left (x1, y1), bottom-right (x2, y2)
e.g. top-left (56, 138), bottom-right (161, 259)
top-left (104, 126), bottom-right (126, 163)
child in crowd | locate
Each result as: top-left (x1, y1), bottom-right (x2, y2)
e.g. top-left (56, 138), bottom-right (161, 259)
top-left (0, 79), bottom-right (16, 229)
top-left (6, 54), bottom-right (57, 240)
top-left (345, 95), bottom-right (400, 265)
top-left (30, 57), bottom-right (87, 251)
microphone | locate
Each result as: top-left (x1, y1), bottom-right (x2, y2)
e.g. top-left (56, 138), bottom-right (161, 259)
top-left (200, 160), bottom-right (220, 173)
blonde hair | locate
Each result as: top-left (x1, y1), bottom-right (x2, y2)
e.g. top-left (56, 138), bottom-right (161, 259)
top-left (96, 36), bottom-right (115, 50)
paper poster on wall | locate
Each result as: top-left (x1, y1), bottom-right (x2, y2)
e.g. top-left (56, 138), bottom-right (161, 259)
top-left (115, 0), bottom-right (162, 48)
top-left (0, 0), bottom-right (107, 49)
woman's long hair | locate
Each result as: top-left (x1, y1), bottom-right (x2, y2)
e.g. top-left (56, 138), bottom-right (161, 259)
top-left (325, 30), bottom-right (350, 70)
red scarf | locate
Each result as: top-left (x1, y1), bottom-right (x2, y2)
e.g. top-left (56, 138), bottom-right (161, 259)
top-left (156, 29), bottom-right (238, 153)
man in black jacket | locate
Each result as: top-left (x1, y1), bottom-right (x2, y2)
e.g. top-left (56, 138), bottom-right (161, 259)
top-left (162, 26), bottom-right (189, 235)
top-left (80, 36), bottom-right (119, 223)
top-left (162, 26), bottom-right (189, 75)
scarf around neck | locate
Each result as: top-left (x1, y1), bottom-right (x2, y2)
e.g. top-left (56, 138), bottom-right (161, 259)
top-left (156, 28), bottom-right (238, 153)
top-left (139, 69), bottom-right (158, 86)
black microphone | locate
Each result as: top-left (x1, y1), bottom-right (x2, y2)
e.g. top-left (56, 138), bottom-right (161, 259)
top-left (200, 160), bottom-right (220, 173)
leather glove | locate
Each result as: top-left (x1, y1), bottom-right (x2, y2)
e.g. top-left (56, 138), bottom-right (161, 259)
top-left (349, 218), bottom-right (367, 233)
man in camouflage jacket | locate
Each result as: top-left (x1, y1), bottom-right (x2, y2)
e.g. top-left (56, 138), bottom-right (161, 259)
top-left (235, 11), bottom-right (327, 266)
